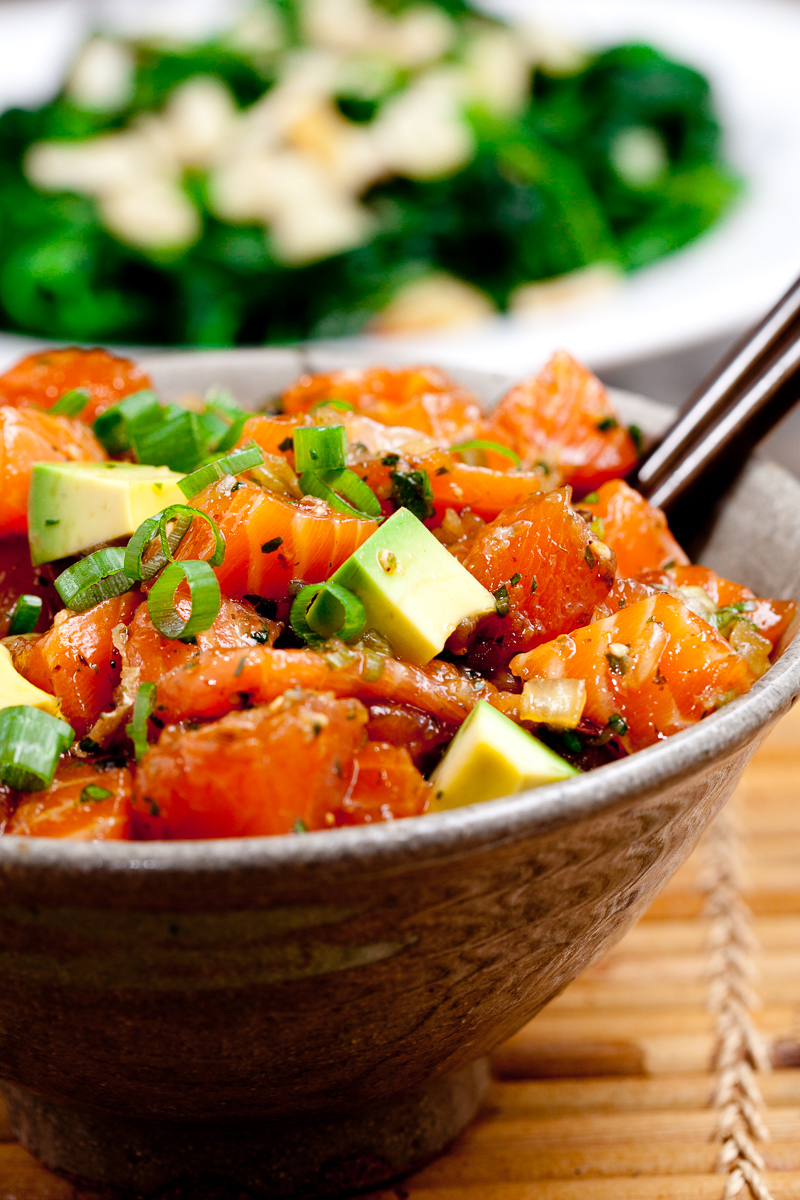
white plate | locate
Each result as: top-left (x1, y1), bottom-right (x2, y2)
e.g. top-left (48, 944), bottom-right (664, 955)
top-left (1, 0), bottom-right (799, 375)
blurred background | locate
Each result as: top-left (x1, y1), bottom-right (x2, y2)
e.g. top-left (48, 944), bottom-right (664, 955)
top-left (1, 0), bottom-right (799, 467)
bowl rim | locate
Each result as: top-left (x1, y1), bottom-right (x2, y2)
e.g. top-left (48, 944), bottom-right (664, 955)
top-left (1, 367), bottom-right (799, 877)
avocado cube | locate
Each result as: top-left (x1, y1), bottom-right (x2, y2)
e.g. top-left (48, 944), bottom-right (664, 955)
top-left (430, 701), bottom-right (578, 810)
top-left (0, 646), bottom-right (61, 718)
top-left (329, 508), bottom-right (495, 665)
top-left (29, 462), bottom-right (186, 564)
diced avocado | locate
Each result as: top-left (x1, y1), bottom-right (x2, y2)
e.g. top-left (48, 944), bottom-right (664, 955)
top-left (430, 701), bottom-right (577, 811)
top-left (29, 462), bottom-right (185, 564)
top-left (328, 508), bottom-right (495, 665)
top-left (0, 646), bottom-right (61, 719)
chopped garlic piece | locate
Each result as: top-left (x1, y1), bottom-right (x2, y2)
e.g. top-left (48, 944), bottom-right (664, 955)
top-left (372, 68), bottom-right (473, 179)
top-left (270, 187), bottom-right (373, 263)
top-left (302, 0), bottom-right (453, 66)
top-left (225, 2), bottom-right (285, 55)
top-left (371, 272), bottom-right (494, 334)
top-left (519, 23), bottom-right (586, 74)
top-left (463, 27), bottom-right (531, 117)
top-left (610, 126), bottom-right (668, 188)
top-left (163, 76), bottom-right (240, 168)
top-left (68, 37), bottom-right (135, 112)
top-left (26, 133), bottom-right (174, 197)
top-left (101, 180), bottom-right (201, 251)
top-left (510, 263), bottom-right (623, 317)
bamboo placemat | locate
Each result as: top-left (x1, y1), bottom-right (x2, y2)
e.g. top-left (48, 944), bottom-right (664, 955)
top-left (3, 707), bottom-right (800, 1200)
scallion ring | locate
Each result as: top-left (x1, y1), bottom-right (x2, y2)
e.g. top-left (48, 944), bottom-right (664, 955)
top-left (177, 442), bottom-right (265, 499)
top-left (450, 440), bottom-right (521, 467)
top-left (317, 468), bottom-right (382, 518)
top-left (126, 682), bottom-right (156, 761)
top-left (7, 594), bottom-right (43, 635)
top-left (148, 560), bottom-right (221, 641)
top-left (93, 390), bottom-right (162, 456)
top-left (55, 548), bottom-right (132, 612)
top-left (308, 398), bottom-right (355, 414)
top-left (50, 388), bottom-right (90, 418)
top-left (0, 706), bottom-right (74, 791)
top-left (290, 581), bottom-right (366, 644)
top-left (299, 470), bottom-right (379, 520)
top-left (294, 425), bottom-right (347, 473)
top-left (125, 505), bottom-right (224, 582)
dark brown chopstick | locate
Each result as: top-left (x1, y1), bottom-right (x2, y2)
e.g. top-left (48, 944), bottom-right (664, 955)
top-left (630, 272), bottom-right (800, 512)
top-left (633, 273), bottom-right (800, 496)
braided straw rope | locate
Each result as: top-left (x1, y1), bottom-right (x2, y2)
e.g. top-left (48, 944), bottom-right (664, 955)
top-left (702, 812), bottom-right (773, 1200)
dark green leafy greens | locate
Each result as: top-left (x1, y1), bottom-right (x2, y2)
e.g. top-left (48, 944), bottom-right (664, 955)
top-left (0, 14), bottom-right (739, 347)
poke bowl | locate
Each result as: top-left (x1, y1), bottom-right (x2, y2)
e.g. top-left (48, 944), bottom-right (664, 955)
top-left (0, 345), bottom-right (798, 1198)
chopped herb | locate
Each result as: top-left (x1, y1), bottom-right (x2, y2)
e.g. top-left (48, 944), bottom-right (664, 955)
top-left (278, 437), bottom-right (293, 452)
top-left (238, 690), bottom-right (253, 708)
top-left (261, 536), bottom-right (283, 554)
top-left (597, 417), bottom-right (618, 432)
top-left (628, 424), bottom-right (644, 453)
top-left (663, 559), bottom-right (676, 570)
top-left (293, 818), bottom-right (307, 833)
top-left (251, 628), bottom-right (271, 644)
top-left (234, 655), bottom-right (249, 678)
top-left (493, 583), bottom-right (510, 617)
top-left (79, 784), bottom-right (113, 805)
top-left (584, 492), bottom-right (599, 504)
top-left (562, 730), bottom-right (582, 755)
top-left (584, 545), bottom-right (596, 569)
top-left (389, 468), bottom-right (435, 522)
top-left (44, 518), bottom-right (59, 527)
top-left (711, 601), bottom-right (756, 636)
top-left (530, 576), bottom-right (538, 594)
top-left (590, 517), bottom-right (605, 539)
top-left (534, 460), bottom-right (551, 475)
top-left (381, 453), bottom-right (400, 467)
top-left (607, 713), bottom-right (628, 736)
top-left (509, 572), bottom-right (521, 587)
top-left (605, 647), bottom-right (629, 675)
top-left (435, 467), bottom-right (449, 476)
top-left (78, 737), bottom-right (103, 755)
top-left (148, 798), bottom-right (161, 817)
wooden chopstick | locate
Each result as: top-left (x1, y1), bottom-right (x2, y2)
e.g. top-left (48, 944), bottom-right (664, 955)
top-left (630, 272), bottom-right (800, 511)
top-left (643, 331), bottom-right (800, 511)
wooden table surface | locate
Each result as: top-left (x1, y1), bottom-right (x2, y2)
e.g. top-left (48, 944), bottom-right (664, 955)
top-left (4, 707), bottom-right (800, 1200)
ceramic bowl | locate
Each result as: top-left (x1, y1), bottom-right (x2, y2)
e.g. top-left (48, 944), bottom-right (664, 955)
top-left (1, 350), bottom-right (799, 1198)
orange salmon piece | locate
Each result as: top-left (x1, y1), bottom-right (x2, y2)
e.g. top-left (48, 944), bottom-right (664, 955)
top-left (6, 761), bottom-right (133, 839)
top-left (365, 701), bottom-right (454, 769)
top-left (126, 597), bottom-right (279, 686)
top-left (460, 489), bottom-right (616, 671)
top-left (0, 406), bottom-right (105, 536)
top-left (283, 365), bottom-right (483, 444)
top-left (639, 564), bottom-right (798, 652)
top-left (484, 351), bottom-right (638, 493)
top-left (175, 479), bottom-right (377, 600)
top-left (582, 479), bottom-right (689, 577)
top-left (13, 593), bottom-right (139, 736)
top-left (335, 742), bottom-right (431, 826)
top-left (0, 347), bottom-right (151, 422)
top-left (132, 691), bottom-right (368, 838)
top-left (154, 643), bottom-right (495, 727)
top-left (0, 538), bottom-right (60, 635)
top-left (511, 593), bottom-right (756, 752)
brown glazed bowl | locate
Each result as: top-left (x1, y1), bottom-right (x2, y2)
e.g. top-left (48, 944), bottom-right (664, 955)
top-left (1, 350), bottom-right (799, 1198)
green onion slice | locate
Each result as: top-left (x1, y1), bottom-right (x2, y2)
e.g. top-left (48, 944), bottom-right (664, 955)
top-left (148, 560), bottom-right (221, 641)
top-left (290, 582), bottom-right (366, 644)
top-left (450, 440), bottom-right (521, 467)
top-left (0, 706), bottom-right (74, 791)
top-left (299, 469), bottom-right (380, 520)
top-left (50, 388), bottom-right (90, 418)
top-left (131, 405), bottom-right (208, 474)
top-left (205, 390), bottom-right (248, 453)
top-left (55, 548), bottom-right (132, 612)
top-left (7, 595), bottom-right (43, 635)
top-left (125, 505), bottom-right (225, 582)
top-left (308, 398), bottom-right (355, 414)
top-left (93, 390), bottom-right (162, 455)
top-left (126, 682), bottom-right (156, 761)
top-left (177, 441), bottom-right (265, 499)
top-left (294, 425), bottom-right (347, 473)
